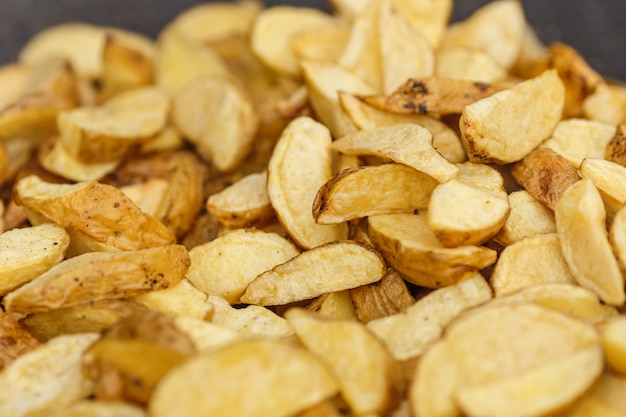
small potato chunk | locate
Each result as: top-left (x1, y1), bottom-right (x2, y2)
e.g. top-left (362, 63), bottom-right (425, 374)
top-left (494, 190), bottom-right (556, 246)
top-left (368, 212), bottom-right (497, 288)
top-left (4, 244), bottom-right (190, 314)
top-left (187, 229), bottom-right (300, 304)
top-left (556, 179), bottom-right (625, 306)
top-left (460, 69), bottom-right (565, 164)
top-left (149, 339), bottom-right (340, 417)
top-left (240, 241), bottom-right (386, 306)
top-left (0, 313), bottom-right (40, 370)
top-left (0, 223), bottom-right (69, 295)
top-left (286, 308), bottom-right (400, 416)
top-left (598, 316), bottom-right (626, 375)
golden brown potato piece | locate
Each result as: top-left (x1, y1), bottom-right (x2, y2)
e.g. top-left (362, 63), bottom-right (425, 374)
top-left (132, 278), bottom-right (213, 320)
top-left (494, 190), bottom-right (556, 246)
top-left (605, 123), bottom-right (626, 167)
top-left (580, 158), bottom-right (626, 225)
top-left (14, 175), bottom-right (176, 252)
top-left (435, 47), bottom-right (506, 83)
top-left (0, 313), bottom-right (40, 370)
top-left (305, 290), bottom-right (356, 320)
top-left (3, 244), bottom-right (190, 314)
top-left (511, 147), bottom-right (581, 210)
top-left (583, 82), bottom-right (626, 125)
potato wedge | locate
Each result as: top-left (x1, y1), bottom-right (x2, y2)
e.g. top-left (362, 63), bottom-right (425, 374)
top-left (555, 179), bottom-right (624, 306)
top-left (0, 333), bottom-right (99, 417)
top-left (14, 175), bottom-right (175, 251)
top-left (313, 164), bottom-right (439, 224)
top-left (350, 268), bottom-right (415, 323)
top-left (583, 82), bottom-right (626, 125)
top-left (367, 273), bottom-right (492, 361)
top-left (368, 212), bottom-right (497, 288)
top-left (460, 69), bottom-right (565, 164)
top-left (435, 47), bottom-right (506, 83)
top-left (0, 222), bottom-right (69, 295)
top-left (172, 315), bottom-right (240, 353)
top-left (291, 22), bottom-right (349, 64)
top-left (331, 123), bottom-right (458, 183)
top-left (0, 313), bottom-right (40, 370)
top-left (580, 158), bottom-right (626, 224)
top-left (132, 278), bottom-right (213, 320)
top-left (4, 244), bottom-right (190, 314)
top-left (391, 0), bottom-right (452, 47)
top-left (305, 290), bottom-right (357, 320)
top-left (286, 308), bottom-right (400, 416)
top-left (609, 205), bottom-right (626, 278)
top-left (172, 75), bottom-right (259, 172)
top-left (149, 339), bottom-right (339, 417)
top-left (599, 316), bottom-right (626, 375)
top-left (188, 229), bottom-right (300, 304)
top-left (267, 116), bottom-right (348, 249)
top-left (240, 241), bottom-right (386, 306)
top-left (490, 233), bottom-right (576, 296)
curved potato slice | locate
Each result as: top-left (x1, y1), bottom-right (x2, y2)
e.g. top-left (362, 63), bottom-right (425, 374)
top-left (14, 175), bottom-right (175, 251)
top-left (4, 245), bottom-right (190, 314)
top-left (461, 69), bottom-right (565, 164)
top-left (555, 179), bottom-right (625, 306)
top-left (149, 339), bottom-right (340, 417)
top-left (332, 123), bottom-right (458, 183)
top-left (0, 223), bottom-right (69, 295)
top-left (286, 308), bottom-right (400, 416)
top-left (313, 164), bottom-right (438, 224)
top-left (240, 241), bottom-right (386, 306)
top-left (268, 116), bottom-right (347, 249)
top-left (172, 76), bottom-right (259, 172)
top-left (580, 158), bottom-right (626, 224)
top-left (368, 212), bottom-right (496, 288)
top-left (188, 229), bottom-right (300, 304)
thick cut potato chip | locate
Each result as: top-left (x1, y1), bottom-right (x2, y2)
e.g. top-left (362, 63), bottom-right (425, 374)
top-left (331, 123), bottom-right (458, 182)
top-left (490, 233), bottom-right (576, 296)
top-left (440, 0), bottom-right (526, 70)
top-left (435, 47), bottom-right (506, 83)
top-left (556, 179), bottom-right (625, 306)
top-left (14, 175), bottom-right (176, 251)
top-left (391, 0), bottom-right (452, 47)
top-left (583, 82), bottom-right (626, 125)
top-left (267, 116), bottom-right (348, 249)
top-left (511, 147), bottom-right (581, 210)
top-left (367, 273), bottom-right (491, 361)
top-left (0, 333), bottom-right (99, 417)
top-left (172, 75), bottom-right (259, 172)
top-left (188, 229), bottom-right (299, 304)
top-left (368, 212), bottom-right (497, 288)
top-left (306, 290), bottom-right (357, 320)
top-left (291, 22), bottom-right (350, 64)
top-left (461, 69), bottom-right (565, 164)
top-left (149, 339), bottom-right (340, 417)
top-left (411, 303), bottom-right (602, 417)
top-left (286, 308), bottom-right (400, 416)
top-left (313, 164), bottom-right (439, 224)
top-left (0, 313), bottom-right (40, 370)
top-left (350, 268), bottom-right (415, 323)
top-left (240, 241), bottom-right (386, 306)
top-left (580, 158), bottom-right (626, 224)
top-left (0, 222), bottom-right (69, 295)
top-left (599, 316), bottom-right (626, 375)
top-left (172, 315), bottom-right (240, 353)
top-left (4, 245), bottom-right (190, 314)
top-left (132, 278), bottom-right (213, 320)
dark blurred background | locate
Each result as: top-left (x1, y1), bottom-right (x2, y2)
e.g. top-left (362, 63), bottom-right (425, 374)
top-left (1, 0), bottom-right (624, 81)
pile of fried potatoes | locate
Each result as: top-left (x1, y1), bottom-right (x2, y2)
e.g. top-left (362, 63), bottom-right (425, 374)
top-left (2, 0), bottom-right (626, 416)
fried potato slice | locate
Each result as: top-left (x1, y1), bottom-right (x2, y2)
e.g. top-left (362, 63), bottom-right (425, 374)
top-left (188, 229), bottom-right (300, 304)
top-left (251, 6), bottom-right (336, 77)
top-left (19, 300), bottom-right (147, 342)
top-left (511, 23), bottom-right (549, 79)
top-left (440, 0), bottom-right (526, 70)
top-left (119, 178), bottom-right (169, 217)
top-left (14, 175), bottom-right (175, 251)
top-left (267, 116), bottom-right (348, 248)
top-left (172, 75), bottom-right (259, 171)
top-left (0, 333), bottom-right (99, 417)
top-left (291, 22), bottom-right (350, 64)
top-left (494, 190), bottom-right (556, 246)
top-left (302, 60), bottom-right (376, 138)
top-left (3, 244), bottom-right (190, 314)
top-left (207, 171), bottom-right (274, 228)
top-left (39, 400), bottom-right (146, 417)
top-left (580, 158), bottom-right (626, 224)
top-left (427, 162), bottom-right (509, 247)
top-left (489, 283), bottom-right (617, 324)
top-left (313, 164), bottom-right (439, 224)
top-left (286, 308), bottom-right (400, 416)
top-left (411, 303), bottom-right (602, 417)
top-left (172, 315), bottom-right (240, 353)
top-left (149, 339), bottom-right (339, 417)
top-left (350, 268), bottom-right (415, 323)
top-left (391, 0), bottom-right (452, 47)
top-left (559, 372), bottom-right (626, 417)
top-left (583, 82), bottom-right (626, 125)
top-left (490, 233), bottom-right (576, 296)
top-left (461, 69), bottom-right (565, 164)
top-left (240, 241), bottom-right (386, 306)
top-left (305, 290), bottom-right (356, 320)
top-left (367, 273), bottom-right (491, 361)
top-left (379, 0), bottom-right (434, 94)
top-left (435, 47), bottom-right (506, 83)
top-left (338, 91), bottom-right (466, 163)
top-left (368, 212), bottom-right (497, 288)
top-left (0, 63), bottom-right (31, 110)
top-left (542, 119), bottom-right (617, 168)
top-left (132, 278), bottom-right (213, 320)
top-left (58, 86), bottom-right (169, 163)
top-left (0, 313), bottom-right (40, 370)
top-left (207, 295), bottom-right (294, 339)
top-left (332, 123), bottom-right (458, 182)
top-left (0, 222), bottom-right (69, 295)
top-left (511, 147), bottom-right (581, 210)
top-left (609, 204), bottom-right (626, 277)
top-left (598, 316), bottom-right (626, 375)
top-left (84, 310), bottom-right (195, 404)
top-left (605, 123), bottom-right (626, 167)
top-left (555, 179), bottom-right (624, 306)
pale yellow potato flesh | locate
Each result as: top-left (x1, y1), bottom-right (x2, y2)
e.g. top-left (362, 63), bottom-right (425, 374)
top-left (599, 316), bottom-right (626, 375)
top-left (494, 190), bottom-right (556, 246)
